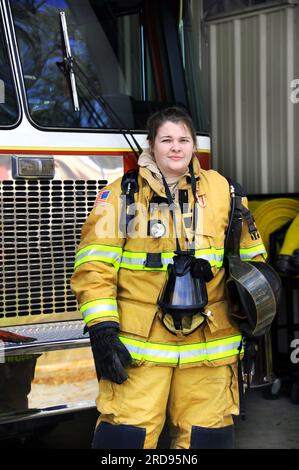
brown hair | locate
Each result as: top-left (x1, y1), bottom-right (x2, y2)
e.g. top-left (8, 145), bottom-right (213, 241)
top-left (146, 107), bottom-right (197, 147)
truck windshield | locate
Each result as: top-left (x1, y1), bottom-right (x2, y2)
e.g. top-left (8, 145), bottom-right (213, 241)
top-left (9, 0), bottom-right (208, 131)
top-left (0, 10), bottom-right (19, 126)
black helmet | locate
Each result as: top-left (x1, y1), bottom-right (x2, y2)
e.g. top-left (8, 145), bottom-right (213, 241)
top-left (226, 256), bottom-right (281, 337)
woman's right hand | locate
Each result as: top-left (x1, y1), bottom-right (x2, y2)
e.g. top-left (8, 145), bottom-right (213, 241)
top-left (87, 323), bottom-right (132, 384)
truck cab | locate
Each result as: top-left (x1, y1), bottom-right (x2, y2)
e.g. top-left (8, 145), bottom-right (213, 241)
top-left (0, 0), bottom-right (210, 439)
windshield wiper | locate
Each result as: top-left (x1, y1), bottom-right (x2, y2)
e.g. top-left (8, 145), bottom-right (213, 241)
top-left (56, 13), bottom-right (142, 160)
top-left (58, 11), bottom-right (80, 112)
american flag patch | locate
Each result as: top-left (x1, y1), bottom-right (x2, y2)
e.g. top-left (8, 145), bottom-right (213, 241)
top-left (94, 190), bottom-right (111, 206)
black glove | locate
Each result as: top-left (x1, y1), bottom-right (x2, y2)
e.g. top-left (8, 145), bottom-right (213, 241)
top-left (87, 323), bottom-right (132, 384)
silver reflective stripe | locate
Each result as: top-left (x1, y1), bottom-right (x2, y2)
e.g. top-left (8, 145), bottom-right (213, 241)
top-left (195, 252), bottom-right (223, 265)
top-left (240, 251), bottom-right (266, 260)
top-left (75, 247), bottom-right (122, 270)
top-left (120, 250), bottom-right (223, 269)
top-left (120, 255), bottom-right (173, 267)
top-left (76, 248), bottom-right (122, 264)
top-left (121, 256), bottom-right (146, 267)
top-left (180, 347), bottom-right (205, 361)
top-left (239, 243), bottom-right (267, 260)
top-left (180, 340), bottom-right (241, 361)
top-left (80, 299), bottom-right (118, 324)
top-left (120, 334), bottom-right (242, 365)
top-left (81, 303), bottom-right (117, 319)
top-left (124, 342), bottom-right (179, 362)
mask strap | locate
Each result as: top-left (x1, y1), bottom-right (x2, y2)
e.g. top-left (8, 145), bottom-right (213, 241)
top-left (161, 172), bottom-right (182, 253)
top-left (188, 161), bottom-right (198, 252)
top-left (160, 161), bottom-right (197, 255)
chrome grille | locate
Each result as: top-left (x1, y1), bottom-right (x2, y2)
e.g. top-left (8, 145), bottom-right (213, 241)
top-left (0, 179), bottom-right (107, 320)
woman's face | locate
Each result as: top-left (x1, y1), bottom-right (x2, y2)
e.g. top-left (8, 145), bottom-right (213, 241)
top-left (150, 121), bottom-right (195, 178)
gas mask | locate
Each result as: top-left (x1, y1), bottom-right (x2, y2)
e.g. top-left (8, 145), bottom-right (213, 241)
top-left (156, 164), bottom-right (214, 336)
top-left (158, 253), bottom-right (213, 335)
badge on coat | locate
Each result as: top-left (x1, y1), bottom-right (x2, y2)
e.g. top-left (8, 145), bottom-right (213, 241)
top-left (150, 220), bottom-right (166, 238)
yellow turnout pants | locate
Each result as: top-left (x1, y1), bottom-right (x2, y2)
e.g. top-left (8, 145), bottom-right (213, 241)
top-left (95, 363), bottom-right (239, 449)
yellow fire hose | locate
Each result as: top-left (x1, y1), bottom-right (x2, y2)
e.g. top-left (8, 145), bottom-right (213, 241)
top-left (279, 213), bottom-right (299, 256)
top-left (249, 198), bottom-right (299, 275)
top-left (248, 198), bottom-right (299, 255)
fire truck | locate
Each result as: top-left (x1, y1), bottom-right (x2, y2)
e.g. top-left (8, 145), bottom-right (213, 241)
top-left (0, 0), bottom-right (210, 439)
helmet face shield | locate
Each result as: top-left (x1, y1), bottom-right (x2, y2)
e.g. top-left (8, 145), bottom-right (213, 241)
top-left (226, 257), bottom-right (281, 336)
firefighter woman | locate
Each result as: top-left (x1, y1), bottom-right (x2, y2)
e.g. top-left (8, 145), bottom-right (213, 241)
top-left (71, 107), bottom-right (267, 449)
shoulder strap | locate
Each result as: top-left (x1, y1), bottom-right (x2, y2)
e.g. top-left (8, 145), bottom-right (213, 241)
top-left (121, 168), bottom-right (139, 196)
top-left (224, 177), bottom-right (260, 256)
top-left (119, 169), bottom-right (139, 235)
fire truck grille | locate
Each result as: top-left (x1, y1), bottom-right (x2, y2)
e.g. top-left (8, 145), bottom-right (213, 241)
top-left (0, 179), bottom-right (107, 320)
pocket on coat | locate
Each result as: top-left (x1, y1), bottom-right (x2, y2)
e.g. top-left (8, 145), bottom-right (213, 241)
top-left (204, 300), bottom-right (240, 338)
top-left (118, 298), bottom-right (157, 339)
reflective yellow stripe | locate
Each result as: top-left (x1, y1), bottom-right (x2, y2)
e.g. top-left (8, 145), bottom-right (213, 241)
top-left (240, 243), bottom-right (267, 260)
top-left (120, 248), bottom-right (224, 271)
top-left (120, 251), bottom-right (173, 271)
top-left (75, 244), bottom-right (123, 270)
top-left (180, 335), bottom-right (242, 364)
top-left (80, 298), bottom-right (119, 324)
top-left (119, 334), bottom-right (242, 365)
top-left (119, 336), bottom-right (179, 363)
top-left (195, 248), bottom-right (224, 267)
